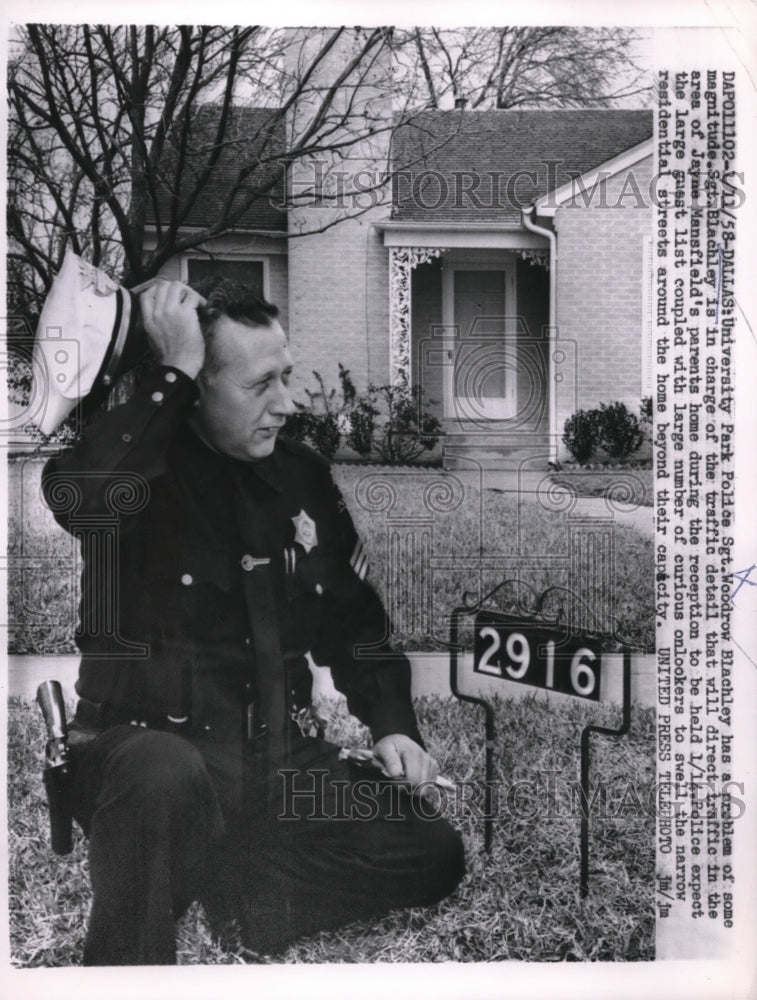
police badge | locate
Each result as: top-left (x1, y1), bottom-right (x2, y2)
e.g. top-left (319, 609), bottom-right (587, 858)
top-left (291, 509), bottom-right (318, 553)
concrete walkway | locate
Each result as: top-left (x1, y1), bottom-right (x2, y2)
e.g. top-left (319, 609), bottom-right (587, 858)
top-left (460, 466), bottom-right (654, 537)
top-left (7, 654), bottom-right (80, 703)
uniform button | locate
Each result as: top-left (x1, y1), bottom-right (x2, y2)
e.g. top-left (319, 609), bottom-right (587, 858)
top-left (203, 724), bottom-right (211, 732)
top-left (181, 573), bottom-right (193, 586)
top-left (244, 637), bottom-right (252, 647)
top-left (151, 391), bottom-right (164, 404)
top-left (245, 682), bottom-right (253, 692)
top-left (315, 583), bottom-right (324, 595)
top-left (121, 433), bottom-right (132, 443)
top-left (241, 554), bottom-right (254, 571)
top-left (164, 371), bottom-right (177, 383)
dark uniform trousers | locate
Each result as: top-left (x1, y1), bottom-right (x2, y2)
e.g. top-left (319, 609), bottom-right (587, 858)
top-left (43, 364), bottom-right (465, 965)
top-left (70, 724), bottom-right (464, 965)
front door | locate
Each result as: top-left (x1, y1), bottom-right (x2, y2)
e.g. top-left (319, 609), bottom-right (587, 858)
top-left (443, 267), bottom-right (516, 421)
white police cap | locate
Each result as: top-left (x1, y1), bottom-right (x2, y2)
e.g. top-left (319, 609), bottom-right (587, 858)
top-left (32, 251), bottom-right (146, 435)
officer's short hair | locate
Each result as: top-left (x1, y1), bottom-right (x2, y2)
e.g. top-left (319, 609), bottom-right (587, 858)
top-left (191, 275), bottom-right (280, 375)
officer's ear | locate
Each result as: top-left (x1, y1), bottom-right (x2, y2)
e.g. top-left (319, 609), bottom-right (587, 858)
top-left (193, 369), bottom-right (215, 408)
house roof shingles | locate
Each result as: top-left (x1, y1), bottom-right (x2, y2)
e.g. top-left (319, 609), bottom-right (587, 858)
top-left (390, 109), bottom-right (653, 224)
top-left (152, 105), bottom-right (287, 233)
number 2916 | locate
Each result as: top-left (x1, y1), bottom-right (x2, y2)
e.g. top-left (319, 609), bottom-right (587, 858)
top-left (474, 624), bottom-right (601, 701)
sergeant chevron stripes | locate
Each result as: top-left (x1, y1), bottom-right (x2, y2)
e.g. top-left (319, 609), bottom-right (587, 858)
top-left (350, 539), bottom-right (369, 580)
top-left (284, 546), bottom-right (297, 574)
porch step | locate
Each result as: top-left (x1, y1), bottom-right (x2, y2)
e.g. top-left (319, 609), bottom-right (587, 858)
top-left (442, 432), bottom-right (552, 471)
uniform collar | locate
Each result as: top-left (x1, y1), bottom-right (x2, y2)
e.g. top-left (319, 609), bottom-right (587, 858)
top-left (248, 447), bottom-right (284, 493)
top-left (180, 424), bottom-right (284, 494)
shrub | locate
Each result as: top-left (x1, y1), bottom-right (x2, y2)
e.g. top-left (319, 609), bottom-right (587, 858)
top-left (285, 366), bottom-right (355, 460)
top-left (345, 393), bottom-right (379, 457)
top-left (562, 409), bottom-right (598, 463)
top-left (346, 383), bottom-right (442, 465)
top-left (595, 401), bottom-right (645, 460)
top-left (638, 396), bottom-right (653, 446)
top-left (287, 366), bottom-right (442, 465)
top-left (286, 408), bottom-right (342, 459)
top-left (563, 401), bottom-right (646, 463)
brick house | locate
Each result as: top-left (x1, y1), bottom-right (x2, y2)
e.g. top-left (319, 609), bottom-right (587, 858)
top-left (145, 105), bottom-right (290, 331)
top-left (148, 107), bottom-right (654, 467)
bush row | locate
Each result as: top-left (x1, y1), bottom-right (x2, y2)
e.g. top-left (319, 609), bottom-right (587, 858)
top-left (562, 399), bottom-right (649, 463)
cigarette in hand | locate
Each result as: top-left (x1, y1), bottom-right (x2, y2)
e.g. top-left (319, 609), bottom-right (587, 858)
top-left (130, 276), bottom-right (170, 295)
top-left (130, 276), bottom-right (207, 309)
top-left (338, 746), bottom-right (456, 791)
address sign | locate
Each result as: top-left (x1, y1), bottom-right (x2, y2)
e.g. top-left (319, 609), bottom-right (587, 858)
top-left (472, 611), bottom-right (603, 701)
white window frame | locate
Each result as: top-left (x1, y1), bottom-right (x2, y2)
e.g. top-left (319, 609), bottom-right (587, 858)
top-left (181, 253), bottom-right (270, 300)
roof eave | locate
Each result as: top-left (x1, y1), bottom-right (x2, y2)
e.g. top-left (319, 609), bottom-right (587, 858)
top-left (373, 219), bottom-right (548, 250)
top-left (143, 225), bottom-right (288, 238)
top-left (374, 220), bottom-right (524, 233)
top-left (534, 137), bottom-right (654, 217)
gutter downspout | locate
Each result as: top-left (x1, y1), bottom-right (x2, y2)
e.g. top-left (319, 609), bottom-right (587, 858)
top-left (522, 204), bottom-right (558, 465)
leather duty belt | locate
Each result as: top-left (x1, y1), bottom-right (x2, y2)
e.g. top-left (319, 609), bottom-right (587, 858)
top-left (73, 696), bottom-right (324, 742)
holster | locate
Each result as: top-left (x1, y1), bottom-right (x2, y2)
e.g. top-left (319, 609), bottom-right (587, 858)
top-left (41, 764), bottom-right (74, 855)
top-left (36, 680), bottom-right (74, 855)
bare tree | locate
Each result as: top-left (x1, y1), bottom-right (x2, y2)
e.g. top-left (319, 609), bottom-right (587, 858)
top-left (393, 26), bottom-right (650, 110)
top-left (7, 23), bottom-right (650, 329)
top-left (7, 24), bottom-right (405, 317)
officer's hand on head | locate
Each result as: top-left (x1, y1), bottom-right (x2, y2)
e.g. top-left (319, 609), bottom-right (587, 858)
top-left (372, 733), bottom-right (439, 789)
top-left (140, 280), bottom-right (206, 380)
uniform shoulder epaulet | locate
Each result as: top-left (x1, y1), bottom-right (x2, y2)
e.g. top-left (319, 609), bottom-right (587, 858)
top-left (277, 435), bottom-right (331, 471)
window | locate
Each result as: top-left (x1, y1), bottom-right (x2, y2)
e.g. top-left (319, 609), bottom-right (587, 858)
top-left (186, 258), bottom-right (265, 297)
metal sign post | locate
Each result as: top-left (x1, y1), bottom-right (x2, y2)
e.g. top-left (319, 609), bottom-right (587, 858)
top-left (579, 646), bottom-right (632, 898)
top-left (449, 597), bottom-right (497, 851)
top-left (449, 581), bottom-right (633, 896)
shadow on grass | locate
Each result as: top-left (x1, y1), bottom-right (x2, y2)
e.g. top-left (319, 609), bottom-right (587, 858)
top-left (8, 694), bottom-right (655, 965)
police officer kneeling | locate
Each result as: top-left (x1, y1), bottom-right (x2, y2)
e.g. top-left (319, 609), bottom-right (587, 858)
top-left (42, 277), bottom-right (465, 965)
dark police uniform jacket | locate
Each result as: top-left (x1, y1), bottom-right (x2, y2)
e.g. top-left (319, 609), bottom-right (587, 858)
top-left (42, 365), bottom-right (423, 748)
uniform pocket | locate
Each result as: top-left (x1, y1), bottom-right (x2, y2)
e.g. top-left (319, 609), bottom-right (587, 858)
top-left (143, 543), bottom-right (235, 643)
top-left (145, 541), bottom-right (231, 590)
top-left (288, 547), bottom-right (342, 597)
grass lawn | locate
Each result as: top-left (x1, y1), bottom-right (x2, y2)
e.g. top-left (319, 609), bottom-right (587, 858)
top-left (8, 461), bottom-right (654, 654)
top-left (9, 693), bottom-right (655, 966)
top-left (333, 465), bottom-right (654, 652)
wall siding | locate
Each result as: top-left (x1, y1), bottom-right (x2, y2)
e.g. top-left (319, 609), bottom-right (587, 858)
top-left (287, 214), bottom-right (389, 401)
top-left (554, 155), bottom-right (652, 446)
